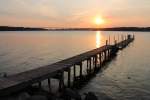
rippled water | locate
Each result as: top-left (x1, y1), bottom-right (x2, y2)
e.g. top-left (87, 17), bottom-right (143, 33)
top-left (80, 32), bottom-right (150, 100)
top-left (0, 31), bottom-right (150, 99)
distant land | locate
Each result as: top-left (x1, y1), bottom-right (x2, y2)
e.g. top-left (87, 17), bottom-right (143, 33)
top-left (0, 26), bottom-right (150, 31)
top-left (0, 26), bottom-right (47, 31)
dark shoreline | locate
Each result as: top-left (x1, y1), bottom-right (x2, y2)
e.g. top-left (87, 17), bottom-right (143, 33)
top-left (1, 26), bottom-right (150, 32)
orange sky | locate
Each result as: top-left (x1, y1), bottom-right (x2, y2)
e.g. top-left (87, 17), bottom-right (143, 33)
top-left (0, 0), bottom-right (150, 28)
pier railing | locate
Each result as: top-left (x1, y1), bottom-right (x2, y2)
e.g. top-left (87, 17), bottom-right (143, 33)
top-left (0, 34), bottom-right (134, 96)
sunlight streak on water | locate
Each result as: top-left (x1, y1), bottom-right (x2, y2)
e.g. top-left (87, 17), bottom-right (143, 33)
top-left (96, 31), bottom-right (101, 48)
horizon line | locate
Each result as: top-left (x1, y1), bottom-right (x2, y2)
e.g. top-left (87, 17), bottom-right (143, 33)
top-left (1, 26), bottom-right (150, 29)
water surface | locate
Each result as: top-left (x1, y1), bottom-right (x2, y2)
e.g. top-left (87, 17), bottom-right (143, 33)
top-left (0, 31), bottom-right (150, 100)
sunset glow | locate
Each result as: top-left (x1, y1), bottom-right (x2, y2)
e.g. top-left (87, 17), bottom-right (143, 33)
top-left (0, 0), bottom-right (150, 27)
top-left (95, 17), bottom-right (105, 25)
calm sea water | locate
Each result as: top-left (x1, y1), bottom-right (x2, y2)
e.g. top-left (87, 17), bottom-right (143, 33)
top-left (0, 31), bottom-right (150, 100)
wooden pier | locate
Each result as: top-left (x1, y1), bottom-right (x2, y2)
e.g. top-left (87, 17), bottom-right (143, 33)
top-left (0, 34), bottom-right (134, 96)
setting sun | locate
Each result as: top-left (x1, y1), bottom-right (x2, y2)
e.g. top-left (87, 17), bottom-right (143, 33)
top-left (95, 17), bottom-right (105, 25)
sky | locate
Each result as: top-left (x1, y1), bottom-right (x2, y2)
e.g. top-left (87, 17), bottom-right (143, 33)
top-left (0, 0), bottom-right (150, 28)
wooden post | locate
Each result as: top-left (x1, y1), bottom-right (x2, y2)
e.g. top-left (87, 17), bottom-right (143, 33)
top-left (59, 76), bottom-right (61, 91)
top-left (80, 62), bottom-right (82, 78)
top-left (59, 71), bottom-right (64, 92)
top-left (68, 68), bottom-right (71, 87)
top-left (73, 65), bottom-right (76, 81)
top-left (87, 59), bottom-right (89, 74)
top-left (124, 35), bottom-right (126, 46)
top-left (107, 50), bottom-right (109, 60)
top-left (108, 49), bottom-right (110, 59)
top-left (133, 34), bottom-right (135, 39)
top-left (121, 35), bottom-right (123, 47)
top-left (104, 51), bottom-right (107, 62)
top-left (94, 55), bottom-right (97, 71)
top-left (126, 35), bottom-right (127, 45)
top-left (109, 35), bottom-right (110, 45)
top-left (105, 40), bottom-right (108, 61)
top-left (106, 50), bottom-right (108, 61)
top-left (118, 34), bottom-right (119, 43)
top-left (99, 53), bottom-right (102, 67)
top-left (89, 58), bottom-right (92, 74)
top-left (101, 52), bottom-right (103, 64)
top-left (38, 82), bottom-right (42, 88)
top-left (106, 40), bottom-right (108, 46)
top-left (93, 57), bottom-right (95, 68)
top-left (114, 36), bottom-right (116, 45)
top-left (48, 78), bottom-right (51, 92)
top-left (114, 40), bottom-right (117, 45)
top-left (103, 52), bottom-right (105, 63)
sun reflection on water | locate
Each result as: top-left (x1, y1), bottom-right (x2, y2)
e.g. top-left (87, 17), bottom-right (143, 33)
top-left (96, 31), bottom-right (101, 48)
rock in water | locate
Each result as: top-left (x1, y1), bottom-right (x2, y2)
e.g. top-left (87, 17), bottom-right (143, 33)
top-left (63, 88), bottom-right (81, 100)
top-left (18, 92), bottom-right (30, 100)
top-left (84, 92), bottom-right (98, 100)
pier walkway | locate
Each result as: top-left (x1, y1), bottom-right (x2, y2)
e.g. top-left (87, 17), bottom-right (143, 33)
top-left (0, 35), bottom-right (134, 96)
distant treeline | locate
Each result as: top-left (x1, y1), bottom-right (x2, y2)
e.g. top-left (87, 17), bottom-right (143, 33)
top-left (49, 27), bottom-right (150, 31)
top-left (1, 26), bottom-right (150, 31)
top-left (100, 27), bottom-right (150, 31)
top-left (0, 26), bottom-right (47, 31)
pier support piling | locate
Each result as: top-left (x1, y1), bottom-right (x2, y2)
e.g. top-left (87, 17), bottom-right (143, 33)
top-left (89, 58), bottom-right (92, 74)
top-left (48, 78), bottom-right (51, 92)
top-left (68, 68), bottom-right (71, 87)
top-left (59, 72), bottom-right (64, 92)
top-left (73, 65), bottom-right (76, 81)
top-left (99, 53), bottom-right (102, 68)
top-left (94, 55), bottom-right (97, 72)
top-left (80, 62), bottom-right (83, 78)
top-left (38, 82), bottom-right (42, 88)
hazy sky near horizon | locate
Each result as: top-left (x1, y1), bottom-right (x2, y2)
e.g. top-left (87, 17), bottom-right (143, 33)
top-left (0, 0), bottom-right (150, 28)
